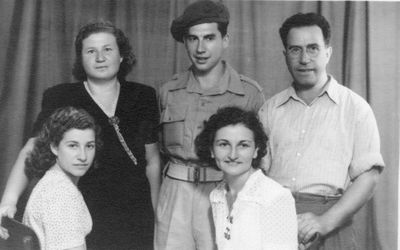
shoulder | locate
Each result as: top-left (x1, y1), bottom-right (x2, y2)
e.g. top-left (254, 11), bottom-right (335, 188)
top-left (29, 171), bottom-right (79, 207)
top-left (123, 81), bottom-right (156, 95)
top-left (259, 88), bottom-right (290, 114)
top-left (333, 80), bottom-right (373, 115)
top-left (44, 82), bottom-right (82, 96)
top-left (238, 74), bottom-right (263, 93)
top-left (160, 71), bottom-right (189, 93)
top-left (247, 171), bottom-right (293, 205)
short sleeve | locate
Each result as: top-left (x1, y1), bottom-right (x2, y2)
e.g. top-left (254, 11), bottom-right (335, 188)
top-left (41, 186), bottom-right (90, 249)
top-left (260, 189), bottom-right (298, 249)
top-left (349, 104), bottom-right (385, 179)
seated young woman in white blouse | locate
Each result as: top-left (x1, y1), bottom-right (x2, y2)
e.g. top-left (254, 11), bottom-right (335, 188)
top-left (195, 107), bottom-right (298, 250)
top-left (22, 107), bottom-right (100, 250)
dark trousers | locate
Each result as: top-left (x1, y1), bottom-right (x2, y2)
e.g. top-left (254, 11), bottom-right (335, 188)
top-left (294, 193), bottom-right (357, 250)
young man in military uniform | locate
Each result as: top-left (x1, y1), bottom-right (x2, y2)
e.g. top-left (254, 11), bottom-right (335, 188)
top-left (155, 1), bottom-right (265, 249)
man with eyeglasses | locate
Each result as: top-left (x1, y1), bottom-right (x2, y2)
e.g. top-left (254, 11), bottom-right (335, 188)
top-left (258, 13), bottom-right (384, 249)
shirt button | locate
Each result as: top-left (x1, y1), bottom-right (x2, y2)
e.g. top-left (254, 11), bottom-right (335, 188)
top-left (301, 129), bottom-right (306, 134)
top-left (296, 152), bottom-right (301, 157)
top-left (292, 177), bottom-right (296, 181)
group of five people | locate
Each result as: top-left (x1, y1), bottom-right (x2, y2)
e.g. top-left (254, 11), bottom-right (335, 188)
top-left (0, 1), bottom-right (384, 250)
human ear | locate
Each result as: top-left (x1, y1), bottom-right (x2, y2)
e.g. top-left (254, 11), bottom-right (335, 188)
top-left (50, 144), bottom-right (58, 156)
top-left (253, 147), bottom-right (259, 159)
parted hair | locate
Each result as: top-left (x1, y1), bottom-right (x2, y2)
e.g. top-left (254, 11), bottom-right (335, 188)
top-left (195, 106), bottom-right (268, 170)
top-left (25, 107), bottom-right (101, 179)
top-left (72, 21), bottom-right (136, 81)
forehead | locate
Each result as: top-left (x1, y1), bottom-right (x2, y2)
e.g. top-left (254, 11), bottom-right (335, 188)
top-left (62, 128), bottom-right (95, 142)
top-left (82, 32), bottom-right (117, 47)
top-left (215, 124), bottom-right (254, 140)
top-left (286, 25), bottom-right (325, 46)
top-left (187, 22), bottom-right (220, 36)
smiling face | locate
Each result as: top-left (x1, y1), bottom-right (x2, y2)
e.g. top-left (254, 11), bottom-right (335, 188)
top-left (184, 22), bottom-right (229, 75)
top-left (81, 32), bottom-right (123, 82)
top-left (211, 124), bottom-right (258, 180)
top-left (284, 25), bottom-right (332, 90)
top-left (51, 128), bottom-right (96, 184)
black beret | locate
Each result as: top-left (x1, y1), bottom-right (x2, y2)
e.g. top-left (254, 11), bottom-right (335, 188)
top-left (171, 0), bottom-right (230, 43)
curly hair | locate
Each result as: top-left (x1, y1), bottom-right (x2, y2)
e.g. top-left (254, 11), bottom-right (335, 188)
top-left (72, 21), bottom-right (136, 81)
top-left (25, 107), bottom-right (101, 179)
top-left (195, 106), bottom-right (268, 170)
top-left (279, 12), bottom-right (331, 48)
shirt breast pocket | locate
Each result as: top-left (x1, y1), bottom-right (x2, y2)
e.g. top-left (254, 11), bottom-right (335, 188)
top-left (161, 104), bottom-right (187, 149)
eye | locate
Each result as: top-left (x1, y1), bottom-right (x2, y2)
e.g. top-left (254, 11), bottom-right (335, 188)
top-left (87, 143), bottom-right (96, 150)
top-left (288, 47), bottom-right (301, 55)
top-left (105, 47), bottom-right (113, 52)
top-left (67, 143), bottom-right (78, 148)
top-left (185, 36), bottom-right (196, 42)
top-left (216, 142), bottom-right (229, 147)
top-left (307, 45), bottom-right (320, 56)
top-left (86, 49), bottom-right (95, 54)
top-left (204, 35), bottom-right (215, 41)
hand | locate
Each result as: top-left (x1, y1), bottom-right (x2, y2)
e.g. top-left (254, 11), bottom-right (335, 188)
top-left (297, 212), bottom-right (331, 245)
top-left (0, 204), bottom-right (17, 239)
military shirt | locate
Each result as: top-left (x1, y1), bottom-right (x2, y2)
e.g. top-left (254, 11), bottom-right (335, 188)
top-left (159, 62), bottom-right (265, 161)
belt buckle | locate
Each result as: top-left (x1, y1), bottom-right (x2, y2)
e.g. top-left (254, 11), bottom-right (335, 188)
top-left (193, 167), bottom-right (200, 185)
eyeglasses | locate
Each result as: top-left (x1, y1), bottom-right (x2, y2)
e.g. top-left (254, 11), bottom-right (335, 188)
top-left (286, 45), bottom-right (321, 59)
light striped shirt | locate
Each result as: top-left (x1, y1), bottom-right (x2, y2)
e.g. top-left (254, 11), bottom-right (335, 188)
top-left (258, 76), bottom-right (384, 196)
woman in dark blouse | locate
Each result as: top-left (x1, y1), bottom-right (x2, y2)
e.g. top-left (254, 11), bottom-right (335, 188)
top-left (0, 21), bottom-right (160, 250)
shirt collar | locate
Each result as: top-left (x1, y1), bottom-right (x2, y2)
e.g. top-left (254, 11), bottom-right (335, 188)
top-left (276, 75), bottom-right (340, 107)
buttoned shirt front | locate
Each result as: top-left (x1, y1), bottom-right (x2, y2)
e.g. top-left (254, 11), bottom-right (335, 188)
top-left (160, 62), bottom-right (265, 161)
top-left (210, 169), bottom-right (298, 250)
top-left (258, 76), bottom-right (384, 196)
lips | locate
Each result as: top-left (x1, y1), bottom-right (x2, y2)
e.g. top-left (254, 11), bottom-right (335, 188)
top-left (95, 65), bottom-right (108, 70)
top-left (194, 56), bottom-right (209, 63)
top-left (297, 68), bottom-right (314, 72)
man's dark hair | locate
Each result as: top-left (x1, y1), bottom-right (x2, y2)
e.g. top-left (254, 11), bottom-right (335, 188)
top-left (279, 12), bottom-right (331, 48)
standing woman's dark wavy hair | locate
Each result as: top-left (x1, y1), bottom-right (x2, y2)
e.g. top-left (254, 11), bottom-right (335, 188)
top-left (25, 107), bottom-right (102, 179)
top-left (72, 21), bottom-right (136, 81)
top-left (195, 106), bottom-right (268, 170)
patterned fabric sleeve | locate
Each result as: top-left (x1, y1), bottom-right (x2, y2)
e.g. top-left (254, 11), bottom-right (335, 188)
top-left (259, 188), bottom-right (298, 249)
top-left (41, 184), bottom-right (89, 249)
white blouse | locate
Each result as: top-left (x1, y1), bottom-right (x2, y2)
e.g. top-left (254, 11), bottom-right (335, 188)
top-left (210, 169), bottom-right (298, 250)
top-left (23, 166), bottom-right (92, 250)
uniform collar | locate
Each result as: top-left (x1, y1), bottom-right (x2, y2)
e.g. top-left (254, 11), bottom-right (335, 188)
top-left (169, 61), bottom-right (245, 96)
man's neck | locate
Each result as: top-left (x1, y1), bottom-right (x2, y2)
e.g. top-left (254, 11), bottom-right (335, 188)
top-left (193, 61), bottom-right (225, 90)
top-left (295, 75), bottom-right (329, 105)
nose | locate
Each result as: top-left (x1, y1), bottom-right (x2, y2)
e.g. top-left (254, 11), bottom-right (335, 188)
top-left (299, 50), bottom-right (311, 64)
top-left (77, 147), bottom-right (88, 162)
top-left (95, 51), bottom-right (105, 62)
top-left (196, 40), bottom-right (205, 53)
top-left (228, 147), bottom-right (238, 161)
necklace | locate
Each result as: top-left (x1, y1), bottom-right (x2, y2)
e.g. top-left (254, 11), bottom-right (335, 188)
top-left (83, 80), bottom-right (120, 117)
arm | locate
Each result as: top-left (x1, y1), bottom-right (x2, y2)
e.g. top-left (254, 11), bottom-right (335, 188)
top-left (297, 167), bottom-right (381, 245)
top-left (145, 143), bottom-right (161, 212)
top-left (0, 138), bottom-right (36, 238)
